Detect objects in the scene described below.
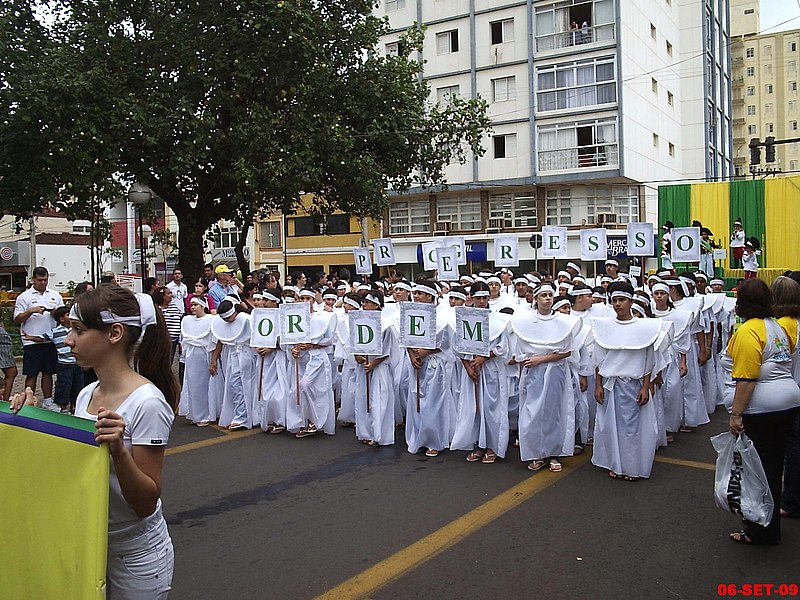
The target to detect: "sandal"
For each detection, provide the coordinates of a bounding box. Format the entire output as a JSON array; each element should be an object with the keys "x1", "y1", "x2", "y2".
[
  {"x1": 528, "y1": 460, "x2": 546, "y2": 471},
  {"x1": 623, "y1": 475, "x2": 639, "y2": 482},
  {"x1": 367, "y1": 440, "x2": 379, "y2": 447},
  {"x1": 573, "y1": 445, "x2": 584, "y2": 456},
  {"x1": 549, "y1": 459, "x2": 562, "y2": 473},
  {"x1": 296, "y1": 425, "x2": 319, "y2": 438},
  {"x1": 666, "y1": 433, "x2": 675, "y2": 443},
  {"x1": 729, "y1": 530, "x2": 753, "y2": 545},
  {"x1": 228, "y1": 423, "x2": 247, "y2": 431},
  {"x1": 586, "y1": 437, "x2": 594, "y2": 446},
  {"x1": 482, "y1": 451, "x2": 497, "y2": 464},
  {"x1": 466, "y1": 451, "x2": 484, "y2": 462},
  {"x1": 196, "y1": 421, "x2": 210, "y2": 427},
  {"x1": 270, "y1": 426, "x2": 286, "y2": 434},
  {"x1": 678, "y1": 426, "x2": 694, "y2": 433},
  {"x1": 608, "y1": 471, "x2": 622, "y2": 479},
  {"x1": 425, "y1": 448, "x2": 440, "y2": 457}
]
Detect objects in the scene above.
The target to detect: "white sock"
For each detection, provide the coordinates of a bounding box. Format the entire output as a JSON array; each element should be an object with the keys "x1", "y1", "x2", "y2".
[{"x1": 43, "y1": 397, "x2": 53, "y2": 405}]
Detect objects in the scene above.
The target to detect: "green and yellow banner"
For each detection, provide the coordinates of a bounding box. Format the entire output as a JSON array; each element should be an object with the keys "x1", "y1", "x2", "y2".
[
  {"x1": 658, "y1": 175, "x2": 800, "y2": 271},
  {"x1": 0, "y1": 402, "x2": 109, "y2": 600}
]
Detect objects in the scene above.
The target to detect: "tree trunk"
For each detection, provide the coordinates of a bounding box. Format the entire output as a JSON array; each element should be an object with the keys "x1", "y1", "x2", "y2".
[{"x1": 174, "y1": 209, "x2": 213, "y2": 287}]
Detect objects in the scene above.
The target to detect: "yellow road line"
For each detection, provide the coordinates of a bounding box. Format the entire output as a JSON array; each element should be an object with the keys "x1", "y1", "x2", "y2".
[
  {"x1": 655, "y1": 455, "x2": 715, "y2": 471},
  {"x1": 315, "y1": 452, "x2": 591, "y2": 600},
  {"x1": 165, "y1": 429, "x2": 261, "y2": 456}
]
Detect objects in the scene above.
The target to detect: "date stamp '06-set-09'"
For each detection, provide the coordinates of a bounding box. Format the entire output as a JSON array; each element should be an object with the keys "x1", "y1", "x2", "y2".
[{"x1": 718, "y1": 584, "x2": 800, "y2": 597}]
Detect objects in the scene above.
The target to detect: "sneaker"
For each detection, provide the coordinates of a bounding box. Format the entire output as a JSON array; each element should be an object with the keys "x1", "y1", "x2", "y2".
[{"x1": 41, "y1": 399, "x2": 61, "y2": 412}]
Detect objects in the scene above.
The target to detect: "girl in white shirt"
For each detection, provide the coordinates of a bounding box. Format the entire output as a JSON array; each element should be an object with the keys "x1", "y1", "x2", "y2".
[{"x1": 13, "y1": 285, "x2": 179, "y2": 599}]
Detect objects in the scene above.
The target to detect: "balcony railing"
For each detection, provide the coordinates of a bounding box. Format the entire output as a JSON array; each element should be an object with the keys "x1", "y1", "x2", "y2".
[
  {"x1": 535, "y1": 23, "x2": 615, "y2": 53},
  {"x1": 538, "y1": 143, "x2": 619, "y2": 172}
]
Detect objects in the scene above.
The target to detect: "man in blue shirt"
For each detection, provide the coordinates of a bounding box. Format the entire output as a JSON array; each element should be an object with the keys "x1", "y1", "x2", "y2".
[{"x1": 208, "y1": 265, "x2": 243, "y2": 306}]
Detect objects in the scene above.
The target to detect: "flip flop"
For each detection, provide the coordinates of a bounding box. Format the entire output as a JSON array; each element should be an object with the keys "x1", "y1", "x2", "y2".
[
  {"x1": 482, "y1": 451, "x2": 497, "y2": 464},
  {"x1": 729, "y1": 531, "x2": 753, "y2": 545},
  {"x1": 425, "y1": 448, "x2": 440, "y2": 457},
  {"x1": 528, "y1": 460, "x2": 546, "y2": 471},
  {"x1": 466, "y1": 451, "x2": 484, "y2": 462},
  {"x1": 549, "y1": 460, "x2": 562, "y2": 473}
]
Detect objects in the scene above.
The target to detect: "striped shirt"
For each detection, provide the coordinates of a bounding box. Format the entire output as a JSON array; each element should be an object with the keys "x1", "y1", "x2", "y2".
[
  {"x1": 43, "y1": 325, "x2": 76, "y2": 364},
  {"x1": 160, "y1": 304, "x2": 183, "y2": 341}
]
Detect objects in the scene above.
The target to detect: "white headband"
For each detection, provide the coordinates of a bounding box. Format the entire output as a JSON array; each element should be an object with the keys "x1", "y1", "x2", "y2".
[
  {"x1": 364, "y1": 293, "x2": 382, "y2": 306},
  {"x1": 487, "y1": 276, "x2": 501, "y2": 284},
  {"x1": 252, "y1": 293, "x2": 264, "y2": 300},
  {"x1": 513, "y1": 277, "x2": 529, "y2": 285},
  {"x1": 415, "y1": 284, "x2": 438, "y2": 297},
  {"x1": 471, "y1": 290, "x2": 490, "y2": 298},
  {"x1": 190, "y1": 296, "x2": 209, "y2": 308},
  {"x1": 651, "y1": 283, "x2": 670, "y2": 294},
  {"x1": 605, "y1": 260, "x2": 619, "y2": 267},
  {"x1": 570, "y1": 287, "x2": 592, "y2": 296},
  {"x1": 631, "y1": 303, "x2": 647, "y2": 317},
  {"x1": 553, "y1": 298, "x2": 571, "y2": 311},
  {"x1": 322, "y1": 290, "x2": 338, "y2": 299},
  {"x1": 534, "y1": 283, "x2": 556, "y2": 297},
  {"x1": 299, "y1": 289, "x2": 316, "y2": 299},
  {"x1": 567, "y1": 262, "x2": 581, "y2": 272},
  {"x1": 610, "y1": 291, "x2": 633, "y2": 300},
  {"x1": 70, "y1": 292, "x2": 158, "y2": 341},
  {"x1": 710, "y1": 279, "x2": 724, "y2": 286},
  {"x1": 557, "y1": 271, "x2": 572, "y2": 280},
  {"x1": 449, "y1": 291, "x2": 466, "y2": 301},
  {"x1": 218, "y1": 306, "x2": 236, "y2": 319},
  {"x1": 592, "y1": 291, "x2": 606, "y2": 299},
  {"x1": 459, "y1": 276, "x2": 474, "y2": 284},
  {"x1": 262, "y1": 291, "x2": 281, "y2": 303},
  {"x1": 343, "y1": 297, "x2": 361, "y2": 309},
  {"x1": 394, "y1": 281, "x2": 412, "y2": 293}
]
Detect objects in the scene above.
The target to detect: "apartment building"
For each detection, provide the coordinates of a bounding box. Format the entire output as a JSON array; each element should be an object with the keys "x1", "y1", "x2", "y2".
[
  {"x1": 377, "y1": 0, "x2": 732, "y2": 275},
  {"x1": 731, "y1": 0, "x2": 800, "y2": 176}
]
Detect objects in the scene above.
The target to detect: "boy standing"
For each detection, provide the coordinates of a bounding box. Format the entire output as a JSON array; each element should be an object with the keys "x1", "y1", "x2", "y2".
[{"x1": 40, "y1": 307, "x2": 83, "y2": 413}]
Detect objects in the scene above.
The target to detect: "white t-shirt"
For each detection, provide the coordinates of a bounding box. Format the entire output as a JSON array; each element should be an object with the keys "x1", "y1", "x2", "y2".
[
  {"x1": 13, "y1": 287, "x2": 64, "y2": 345},
  {"x1": 75, "y1": 381, "x2": 174, "y2": 532},
  {"x1": 166, "y1": 280, "x2": 188, "y2": 313}
]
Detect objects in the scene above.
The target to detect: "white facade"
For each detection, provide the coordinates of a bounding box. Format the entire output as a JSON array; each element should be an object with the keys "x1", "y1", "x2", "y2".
[{"x1": 376, "y1": 0, "x2": 732, "y2": 273}]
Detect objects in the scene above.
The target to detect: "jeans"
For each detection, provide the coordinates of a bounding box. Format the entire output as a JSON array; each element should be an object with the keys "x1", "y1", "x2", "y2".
[
  {"x1": 54, "y1": 362, "x2": 84, "y2": 407},
  {"x1": 782, "y1": 412, "x2": 800, "y2": 515}
]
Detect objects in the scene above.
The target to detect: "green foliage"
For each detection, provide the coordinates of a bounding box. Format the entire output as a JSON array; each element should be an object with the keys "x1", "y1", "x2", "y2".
[{"x1": 0, "y1": 0, "x2": 491, "y2": 273}]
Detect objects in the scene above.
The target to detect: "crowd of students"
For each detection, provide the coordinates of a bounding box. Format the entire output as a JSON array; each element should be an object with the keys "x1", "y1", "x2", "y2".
[{"x1": 175, "y1": 259, "x2": 754, "y2": 484}]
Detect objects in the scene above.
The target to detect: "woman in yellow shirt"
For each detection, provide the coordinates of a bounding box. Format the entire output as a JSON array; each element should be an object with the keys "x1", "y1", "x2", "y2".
[{"x1": 724, "y1": 279, "x2": 800, "y2": 545}]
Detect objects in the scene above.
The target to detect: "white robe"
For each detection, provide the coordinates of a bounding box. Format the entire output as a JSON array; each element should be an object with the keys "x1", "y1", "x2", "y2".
[
  {"x1": 450, "y1": 313, "x2": 511, "y2": 457},
  {"x1": 256, "y1": 340, "x2": 289, "y2": 431},
  {"x1": 589, "y1": 317, "x2": 661, "y2": 478},
  {"x1": 211, "y1": 313, "x2": 253, "y2": 428},
  {"x1": 405, "y1": 322, "x2": 453, "y2": 454},
  {"x1": 354, "y1": 323, "x2": 397, "y2": 446},
  {"x1": 335, "y1": 313, "x2": 358, "y2": 425},
  {"x1": 179, "y1": 314, "x2": 216, "y2": 424},
  {"x1": 513, "y1": 311, "x2": 580, "y2": 462}
]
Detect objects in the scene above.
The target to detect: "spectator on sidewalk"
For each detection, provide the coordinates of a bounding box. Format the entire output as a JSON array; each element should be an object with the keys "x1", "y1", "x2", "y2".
[
  {"x1": 208, "y1": 265, "x2": 243, "y2": 307},
  {"x1": 13, "y1": 266, "x2": 63, "y2": 410},
  {"x1": 166, "y1": 268, "x2": 189, "y2": 315},
  {"x1": 37, "y1": 306, "x2": 83, "y2": 413},
  {"x1": 0, "y1": 319, "x2": 17, "y2": 402}
]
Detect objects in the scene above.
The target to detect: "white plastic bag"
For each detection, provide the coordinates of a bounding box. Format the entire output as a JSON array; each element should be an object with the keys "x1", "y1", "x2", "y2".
[{"x1": 710, "y1": 432, "x2": 774, "y2": 527}]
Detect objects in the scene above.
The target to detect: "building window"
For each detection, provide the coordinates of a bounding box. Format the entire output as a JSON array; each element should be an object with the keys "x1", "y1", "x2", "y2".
[
  {"x1": 791, "y1": 160, "x2": 798, "y2": 171},
  {"x1": 791, "y1": 81, "x2": 798, "y2": 92},
  {"x1": 436, "y1": 29, "x2": 459, "y2": 54},
  {"x1": 326, "y1": 214, "x2": 351, "y2": 235},
  {"x1": 215, "y1": 226, "x2": 242, "y2": 248},
  {"x1": 765, "y1": 84, "x2": 773, "y2": 94},
  {"x1": 650, "y1": 23, "x2": 657, "y2": 39},
  {"x1": 666, "y1": 40, "x2": 673, "y2": 56},
  {"x1": 385, "y1": 0, "x2": 405, "y2": 11},
  {"x1": 436, "y1": 196, "x2": 481, "y2": 231},
  {"x1": 765, "y1": 103, "x2": 773, "y2": 114},
  {"x1": 791, "y1": 42, "x2": 797, "y2": 52},
  {"x1": 534, "y1": 0, "x2": 616, "y2": 51},
  {"x1": 292, "y1": 216, "x2": 324, "y2": 236},
  {"x1": 667, "y1": 90, "x2": 674, "y2": 105},
  {"x1": 389, "y1": 201, "x2": 429, "y2": 235},
  {"x1": 792, "y1": 120, "x2": 798, "y2": 131},
  {"x1": 545, "y1": 189, "x2": 572, "y2": 225},
  {"x1": 538, "y1": 118, "x2": 618, "y2": 172},
  {"x1": 764, "y1": 64, "x2": 773, "y2": 77},
  {"x1": 489, "y1": 193, "x2": 538, "y2": 228},
  {"x1": 746, "y1": 86, "x2": 755, "y2": 96},
  {"x1": 492, "y1": 76, "x2": 516, "y2": 102},
  {"x1": 791, "y1": 100, "x2": 798, "y2": 112},
  {"x1": 651, "y1": 77, "x2": 658, "y2": 93},
  {"x1": 258, "y1": 221, "x2": 282, "y2": 248},
  {"x1": 748, "y1": 124, "x2": 757, "y2": 135},
  {"x1": 747, "y1": 66, "x2": 755, "y2": 77},
  {"x1": 493, "y1": 134, "x2": 517, "y2": 159},
  {"x1": 652, "y1": 133, "x2": 659, "y2": 147},
  {"x1": 668, "y1": 142, "x2": 675, "y2": 157},
  {"x1": 536, "y1": 56, "x2": 616, "y2": 112},
  {"x1": 747, "y1": 105, "x2": 756, "y2": 115},
  {"x1": 767, "y1": 123, "x2": 774, "y2": 133},
  {"x1": 490, "y1": 18, "x2": 514, "y2": 45},
  {"x1": 791, "y1": 61, "x2": 798, "y2": 74},
  {"x1": 744, "y1": 8, "x2": 754, "y2": 14},
  {"x1": 385, "y1": 41, "x2": 400, "y2": 57},
  {"x1": 764, "y1": 44, "x2": 772, "y2": 56},
  {"x1": 746, "y1": 47, "x2": 755, "y2": 58},
  {"x1": 436, "y1": 85, "x2": 460, "y2": 103},
  {"x1": 545, "y1": 185, "x2": 639, "y2": 226}
]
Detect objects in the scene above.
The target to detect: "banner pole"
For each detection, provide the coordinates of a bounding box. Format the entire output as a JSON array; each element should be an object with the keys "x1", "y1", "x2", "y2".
[
  {"x1": 295, "y1": 354, "x2": 300, "y2": 406},
  {"x1": 365, "y1": 365, "x2": 371, "y2": 414}
]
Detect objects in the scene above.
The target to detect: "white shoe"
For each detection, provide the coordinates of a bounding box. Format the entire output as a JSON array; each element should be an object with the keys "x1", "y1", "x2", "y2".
[{"x1": 41, "y1": 399, "x2": 61, "y2": 412}]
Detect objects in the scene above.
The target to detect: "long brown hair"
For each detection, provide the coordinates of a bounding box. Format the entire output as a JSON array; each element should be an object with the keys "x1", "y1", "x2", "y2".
[{"x1": 72, "y1": 284, "x2": 179, "y2": 409}]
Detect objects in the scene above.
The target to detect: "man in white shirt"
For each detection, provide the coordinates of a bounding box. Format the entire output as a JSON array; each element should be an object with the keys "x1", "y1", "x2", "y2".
[
  {"x1": 166, "y1": 268, "x2": 188, "y2": 315},
  {"x1": 13, "y1": 266, "x2": 64, "y2": 410}
]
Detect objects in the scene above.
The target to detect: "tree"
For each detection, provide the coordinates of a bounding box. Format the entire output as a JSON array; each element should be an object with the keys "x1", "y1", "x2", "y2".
[{"x1": 0, "y1": 1, "x2": 491, "y2": 278}]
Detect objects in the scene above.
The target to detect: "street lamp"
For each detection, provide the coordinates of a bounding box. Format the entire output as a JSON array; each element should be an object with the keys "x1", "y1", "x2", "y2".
[{"x1": 128, "y1": 183, "x2": 153, "y2": 281}]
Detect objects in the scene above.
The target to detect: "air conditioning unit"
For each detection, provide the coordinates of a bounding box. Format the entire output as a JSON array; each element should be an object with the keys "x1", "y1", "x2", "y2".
[
  {"x1": 433, "y1": 221, "x2": 451, "y2": 235},
  {"x1": 488, "y1": 218, "x2": 504, "y2": 229},
  {"x1": 597, "y1": 213, "x2": 617, "y2": 225}
]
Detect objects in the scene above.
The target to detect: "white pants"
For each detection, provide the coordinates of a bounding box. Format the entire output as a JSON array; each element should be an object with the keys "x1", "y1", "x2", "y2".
[{"x1": 106, "y1": 508, "x2": 174, "y2": 600}]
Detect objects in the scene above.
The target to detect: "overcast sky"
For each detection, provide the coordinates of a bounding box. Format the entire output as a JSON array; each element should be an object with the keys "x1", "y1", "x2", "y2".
[{"x1": 761, "y1": 0, "x2": 800, "y2": 33}]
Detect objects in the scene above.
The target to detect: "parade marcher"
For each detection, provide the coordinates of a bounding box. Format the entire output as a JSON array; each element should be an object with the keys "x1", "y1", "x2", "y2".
[
  {"x1": 513, "y1": 282, "x2": 580, "y2": 472},
  {"x1": 590, "y1": 281, "x2": 663, "y2": 481},
  {"x1": 256, "y1": 290, "x2": 290, "y2": 435},
  {"x1": 290, "y1": 289, "x2": 337, "y2": 438},
  {"x1": 569, "y1": 283, "x2": 600, "y2": 449},
  {"x1": 405, "y1": 280, "x2": 453, "y2": 457},
  {"x1": 178, "y1": 296, "x2": 217, "y2": 426},
  {"x1": 335, "y1": 293, "x2": 362, "y2": 428},
  {"x1": 12, "y1": 285, "x2": 179, "y2": 599},
  {"x1": 353, "y1": 290, "x2": 396, "y2": 447},
  {"x1": 210, "y1": 299, "x2": 253, "y2": 430},
  {"x1": 450, "y1": 282, "x2": 511, "y2": 463}
]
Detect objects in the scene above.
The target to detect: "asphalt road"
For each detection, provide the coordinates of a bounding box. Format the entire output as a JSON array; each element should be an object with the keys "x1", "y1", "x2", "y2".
[{"x1": 161, "y1": 407, "x2": 800, "y2": 600}]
